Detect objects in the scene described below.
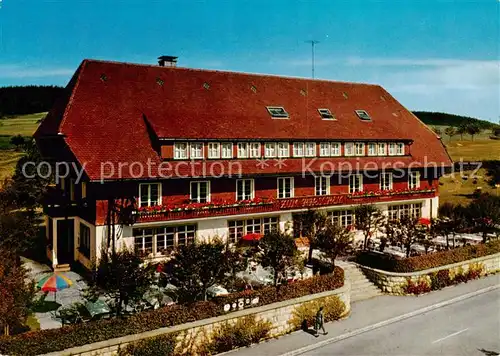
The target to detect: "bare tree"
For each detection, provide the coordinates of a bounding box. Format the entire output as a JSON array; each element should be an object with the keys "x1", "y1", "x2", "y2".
[{"x1": 354, "y1": 204, "x2": 386, "y2": 250}]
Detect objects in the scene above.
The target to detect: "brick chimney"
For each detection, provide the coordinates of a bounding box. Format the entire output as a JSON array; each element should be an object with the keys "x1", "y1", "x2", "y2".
[{"x1": 158, "y1": 56, "x2": 178, "y2": 67}]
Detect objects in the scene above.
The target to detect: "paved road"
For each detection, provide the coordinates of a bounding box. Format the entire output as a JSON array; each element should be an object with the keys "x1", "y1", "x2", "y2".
[{"x1": 306, "y1": 288, "x2": 500, "y2": 356}]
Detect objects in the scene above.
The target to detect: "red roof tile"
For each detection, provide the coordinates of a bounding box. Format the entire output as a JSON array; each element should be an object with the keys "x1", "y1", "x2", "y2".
[{"x1": 35, "y1": 59, "x2": 452, "y2": 181}]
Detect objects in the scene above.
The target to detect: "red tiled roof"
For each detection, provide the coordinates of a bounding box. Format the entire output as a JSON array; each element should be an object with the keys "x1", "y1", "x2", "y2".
[{"x1": 35, "y1": 59, "x2": 452, "y2": 180}]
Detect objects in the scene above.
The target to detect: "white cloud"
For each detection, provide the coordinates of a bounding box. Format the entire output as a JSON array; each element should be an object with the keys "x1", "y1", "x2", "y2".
[{"x1": 0, "y1": 65, "x2": 74, "y2": 78}]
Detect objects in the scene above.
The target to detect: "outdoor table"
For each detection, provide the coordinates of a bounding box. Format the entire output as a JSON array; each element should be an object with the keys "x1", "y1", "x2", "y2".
[{"x1": 85, "y1": 300, "x2": 111, "y2": 319}]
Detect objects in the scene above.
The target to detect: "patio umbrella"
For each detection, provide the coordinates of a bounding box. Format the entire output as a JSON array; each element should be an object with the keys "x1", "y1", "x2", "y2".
[
  {"x1": 37, "y1": 273, "x2": 73, "y2": 301},
  {"x1": 241, "y1": 233, "x2": 263, "y2": 242},
  {"x1": 418, "y1": 218, "x2": 432, "y2": 226}
]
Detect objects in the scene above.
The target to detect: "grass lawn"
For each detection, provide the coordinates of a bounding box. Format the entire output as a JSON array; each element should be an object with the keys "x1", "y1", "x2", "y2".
[
  {"x1": 445, "y1": 139, "x2": 500, "y2": 162},
  {"x1": 0, "y1": 112, "x2": 45, "y2": 136},
  {"x1": 0, "y1": 151, "x2": 24, "y2": 181},
  {"x1": 26, "y1": 314, "x2": 40, "y2": 331}
]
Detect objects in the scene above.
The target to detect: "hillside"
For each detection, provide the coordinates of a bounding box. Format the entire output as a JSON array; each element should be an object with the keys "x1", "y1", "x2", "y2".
[
  {"x1": 413, "y1": 111, "x2": 497, "y2": 130},
  {"x1": 0, "y1": 85, "x2": 64, "y2": 116}
]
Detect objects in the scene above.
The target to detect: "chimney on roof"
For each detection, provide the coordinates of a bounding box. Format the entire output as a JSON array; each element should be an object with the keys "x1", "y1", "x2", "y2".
[{"x1": 158, "y1": 55, "x2": 178, "y2": 67}]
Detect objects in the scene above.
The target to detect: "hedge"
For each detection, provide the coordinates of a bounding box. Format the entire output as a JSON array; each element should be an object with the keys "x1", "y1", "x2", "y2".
[
  {"x1": 0, "y1": 268, "x2": 344, "y2": 356},
  {"x1": 356, "y1": 240, "x2": 500, "y2": 273}
]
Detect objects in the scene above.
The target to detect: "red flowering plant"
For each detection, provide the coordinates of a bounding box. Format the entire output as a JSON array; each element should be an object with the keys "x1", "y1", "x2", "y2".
[{"x1": 348, "y1": 187, "x2": 435, "y2": 199}]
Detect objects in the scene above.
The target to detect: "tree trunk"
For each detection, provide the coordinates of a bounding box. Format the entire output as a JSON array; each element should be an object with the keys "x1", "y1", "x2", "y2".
[
  {"x1": 482, "y1": 231, "x2": 487, "y2": 243},
  {"x1": 308, "y1": 245, "x2": 314, "y2": 264}
]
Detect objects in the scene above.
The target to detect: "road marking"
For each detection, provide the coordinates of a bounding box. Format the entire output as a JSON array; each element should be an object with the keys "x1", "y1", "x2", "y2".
[{"x1": 432, "y1": 328, "x2": 469, "y2": 344}]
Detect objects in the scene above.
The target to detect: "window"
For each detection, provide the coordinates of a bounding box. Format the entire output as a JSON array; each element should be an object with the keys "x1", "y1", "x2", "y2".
[
  {"x1": 228, "y1": 217, "x2": 279, "y2": 243},
  {"x1": 293, "y1": 142, "x2": 304, "y2": 157},
  {"x1": 237, "y1": 142, "x2": 248, "y2": 158},
  {"x1": 221, "y1": 142, "x2": 233, "y2": 158},
  {"x1": 378, "y1": 143, "x2": 387, "y2": 156},
  {"x1": 396, "y1": 142, "x2": 405, "y2": 156},
  {"x1": 79, "y1": 223, "x2": 91, "y2": 258},
  {"x1": 174, "y1": 142, "x2": 188, "y2": 159},
  {"x1": 305, "y1": 142, "x2": 316, "y2": 157},
  {"x1": 388, "y1": 143, "x2": 397, "y2": 156},
  {"x1": 81, "y1": 182, "x2": 87, "y2": 199},
  {"x1": 331, "y1": 142, "x2": 341, "y2": 156},
  {"x1": 249, "y1": 142, "x2": 261, "y2": 158},
  {"x1": 318, "y1": 108, "x2": 335, "y2": 120},
  {"x1": 136, "y1": 224, "x2": 197, "y2": 256},
  {"x1": 380, "y1": 172, "x2": 393, "y2": 191},
  {"x1": 266, "y1": 106, "x2": 289, "y2": 118},
  {"x1": 228, "y1": 220, "x2": 244, "y2": 244},
  {"x1": 349, "y1": 174, "x2": 363, "y2": 193},
  {"x1": 208, "y1": 142, "x2": 220, "y2": 159},
  {"x1": 277, "y1": 142, "x2": 290, "y2": 157},
  {"x1": 329, "y1": 210, "x2": 355, "y2": 228},
  {"x1": 354, "y1": 142, "x2": 365, "y2": 156},
  {"x1": 190, "y1": 142, "x2": 203, "y2": 159},
  {"x1": 368, "y1": 143, "x2": 377, "y2": 156},
  {"x1": 345, "y1": 142, "x2": 355, "y2": 156},
  {"x1": 388, "y1": 203, "x2": 422, "y2": 220},
  {"x1": 319, "y1": 142, "x2": 331, "y2": 157},
  {"x1": 315, "y1": 176, "x2": 330, "y2": 196},
  {"x1": 139, "y1": 183, "x2": 161, "y2": 207},
  {"x1": 236, "y1": 179, "x2": 254, "y2": 201},
  {"x1": 355, "y1": 110, "x2": 371, "y2": 121},
  {"x1": 408, "y1": 171, "x2": 420, "y2": 189},
  {"x1": 190, "y1": 181, "x2": 210, "y2": 202},
  {"x1": 134, "y1": 228, "x2": 154, "y2": 255},
  {"x1": 265, "y1": 142, "x2": 277, "y2": 158},
  {"x1": 277, "y1": 177, "x2": 294, "y2": 198}
]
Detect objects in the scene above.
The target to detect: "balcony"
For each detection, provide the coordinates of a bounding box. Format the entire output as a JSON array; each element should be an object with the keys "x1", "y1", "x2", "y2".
[{"x1": 136, "y1": 188, "x2": 436, "y2": 223}]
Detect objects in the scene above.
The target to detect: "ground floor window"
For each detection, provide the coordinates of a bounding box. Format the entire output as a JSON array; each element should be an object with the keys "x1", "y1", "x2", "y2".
[
  {"x1": 79, "y1": 223, "x2": 91, "y2": 258},
  {"x1": 388, "y1": 203, "x2": 422, "y2": 220},
  {"x1": 329, "y1": 209, "x2": 355, "y2": 228},
  {"x1": 133, "y1": 224, "x2": 196, "y2": 256},
  {"x1": 228, "y1": 216, "x2": 279, "y2": 243}
]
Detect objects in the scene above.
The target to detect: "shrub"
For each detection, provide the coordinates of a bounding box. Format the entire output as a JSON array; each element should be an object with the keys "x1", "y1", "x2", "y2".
[
  {"x1": 0, "y1": 268, "x2": 344, "y2": 356},
  {"x1": 201, "y1": 316, "x2": 272, "y2": 355},
  {"x1": 288, "y1": 295, "x2": 345, "y2": 331},
  {"x1": 356, "y1": 240, "x2": 500, "y2": 272},
  {"x1": 430, "y1": 269, "x2": 452, "y2": 290},
  {"x1": 118, "y1": 333, "x2": 177, "y2": 356},
  {"x1": 403, "y1": 278, "x2": 431, "y2": 295}
]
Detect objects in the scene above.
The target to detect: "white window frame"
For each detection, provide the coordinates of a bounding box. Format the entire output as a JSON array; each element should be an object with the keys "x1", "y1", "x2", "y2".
[
  {"x1": 396, "y1": 142, "x2": 405, "y2": 156},
  {"x1": 305, "y1": 142, "x2": 316, "y2": 157},
  {"x1": 208, "y1": 142, "x2": 220, "y2": 159},
  {"x1": 319, "y1": 142, "x2": 331, "y2": 157},
  {"x1": 266, "y1": 106, "x2": 289, "y2": 119},
  {"x1": 345, "y1": 142, "x2": 355, "y2": 157},
  {"x1": 355, "y1": 110, "x2": 371, "y2": 121},
  {"x1": 265, "y1": 142, "x2": 277, "y2": 158},
  {"x1": 348, "y1": 174, "x2": 363, "y2": 193},
  {"x1": 408, "y1": 171, "x2": 421, "y2": 189},
  {"x1": 221, "y1": 142, "x2": 233, "y2": 159},
  {"x1": 277, "y1": 177, "x2": 294, "y2": 198},
  {"x1": 380, "y1": 172, "x2": 393, "y2": 191},
  {"x1": 237, "y1": 142, "x2": 249, "y2": 158},
  {"x1": 315, "y1": 176, "x2": 330, "y2": 196},
  {"x1": 378, "y1": 142, "x2": 387, "y2": 156},
  {"x1": 190, "y1": 142, "x2": 204, "y2": 159},
  {"x1": 388, "y1": 143, "x2": 397, "y2": 156},
  {"x1": 190, "y1": 181, "x2": 211, "y2": 203},
  {"x1": 354, "y1": 142, "x2": 365, "y2": 156},
  {"x1": 329, "y1": 210, "x2": 355, "y2": 228},
  {"x1": 277, "y1": 142, "x2": 290, "y2": 158},
  {"x1": 318, "y1": 108, "x2": 335, "y2": 120},
  {"x1": 174, "y1": 142, "x2": 189, "y2": 159},
  {"x1": 293, "y1": 142, "x2": 304, "y2": 157},
  {"x1": 330, "y1": 142, "x2": 341, "y2": 156},
  {"x1": 139, "y1": 183, "x2": 162, "y2": 207},
  {"x1": 249, "y1": 142, "x2": 261, "y2": 158},
  {"x1": 236, "y1": 179, "x2": 255, "y2": 201},
  {"x1": 368, "y1": 143, "x2": 377, "y2": 156}
]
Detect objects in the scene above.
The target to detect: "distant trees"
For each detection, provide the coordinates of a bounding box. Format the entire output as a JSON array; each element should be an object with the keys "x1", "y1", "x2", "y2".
[
  {"x1": 457, "y1": 124, "x2": 468, "y2": 141},
  {"x1": 9, "y1": 135, "x2": 25, "y2": 151},
  {"x1": 0, "y1": 85, "x2": 64, "y2": 115},
  {"x1": 466, "y1": 123, "x2": 481, "y2": 141},
  {"x1": 432, "y1": 126, "x2": 442, "y2": 136},
  {"x1": 444, "y1": 127, "x2": 456, "y2": 141}
]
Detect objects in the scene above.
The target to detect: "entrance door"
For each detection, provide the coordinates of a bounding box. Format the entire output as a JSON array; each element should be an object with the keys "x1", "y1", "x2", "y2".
[{"x1": 57, "y1": 219, "x2": 75, "y2": 265}]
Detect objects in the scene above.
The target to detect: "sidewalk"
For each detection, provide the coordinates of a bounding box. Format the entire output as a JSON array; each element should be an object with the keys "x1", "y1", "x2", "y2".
[{"x1": 230, "y1": 274, "x2": 500, "y2": 356}]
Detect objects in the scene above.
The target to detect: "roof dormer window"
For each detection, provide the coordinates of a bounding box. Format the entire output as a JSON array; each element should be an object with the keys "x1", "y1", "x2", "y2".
[
  {"x1": 266, "y1": 106, "x2": 289, "y2": 119},
  {"x1": 355, "y1": 110, "x2": 371, "y2": 121},
  {"x1": 318, "y1": 108, "x2": 335, "y2": 120}
]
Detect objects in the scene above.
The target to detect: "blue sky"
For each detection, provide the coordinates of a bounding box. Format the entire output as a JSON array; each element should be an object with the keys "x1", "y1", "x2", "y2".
[{"x1": 1, "y1": 0, "x2": 498, "y2": 122}]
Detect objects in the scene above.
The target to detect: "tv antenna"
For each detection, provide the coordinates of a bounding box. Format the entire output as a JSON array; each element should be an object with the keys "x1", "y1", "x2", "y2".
[{"x1": 305, "y1": 40, "x2": 320, "y2": 78}]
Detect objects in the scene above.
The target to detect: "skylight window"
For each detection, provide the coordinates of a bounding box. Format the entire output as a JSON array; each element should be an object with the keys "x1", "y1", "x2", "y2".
[
  {"x1": 250, "y1": 85, "x2": 257, "y2": 93},
  {"x1": 318, "y1": 108, "x2": 335, "y2": 120},
  {"x1": 266, "y1": 106, "x2": 289, "y2": 119},
  {"x1": 355, "y1": 110, "x2": 371, "y2": 121},
  {"x1": 156, "y1": 77, "x2": 164, "y2": 86},
  {"x1": 203, "y1": 82, "x2": 210, "y2": 90}
]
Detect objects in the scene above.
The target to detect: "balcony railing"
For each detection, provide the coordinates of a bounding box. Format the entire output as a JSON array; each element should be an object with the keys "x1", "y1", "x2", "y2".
[{"x1": 136, "y1": 188, "x2": 436, "y2": 223}]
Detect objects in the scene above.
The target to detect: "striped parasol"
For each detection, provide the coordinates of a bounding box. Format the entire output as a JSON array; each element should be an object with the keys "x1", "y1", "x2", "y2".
[{"x1": 37, "y1": 273, "x2": 73, "y2": 300}]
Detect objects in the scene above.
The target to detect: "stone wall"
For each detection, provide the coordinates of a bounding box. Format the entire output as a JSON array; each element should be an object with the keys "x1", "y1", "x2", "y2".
[
  {"x1": 41, "y1": 283, "x2": 350, "y2": 356},
  {"x1": 359, "y1": 252, "x2": 500, "y2": 295}
]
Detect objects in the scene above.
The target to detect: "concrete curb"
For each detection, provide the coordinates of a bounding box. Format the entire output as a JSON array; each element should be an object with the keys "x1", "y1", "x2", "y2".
[{"x1": 279, "y1": 283, "x2": 500, "y2": 356}]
